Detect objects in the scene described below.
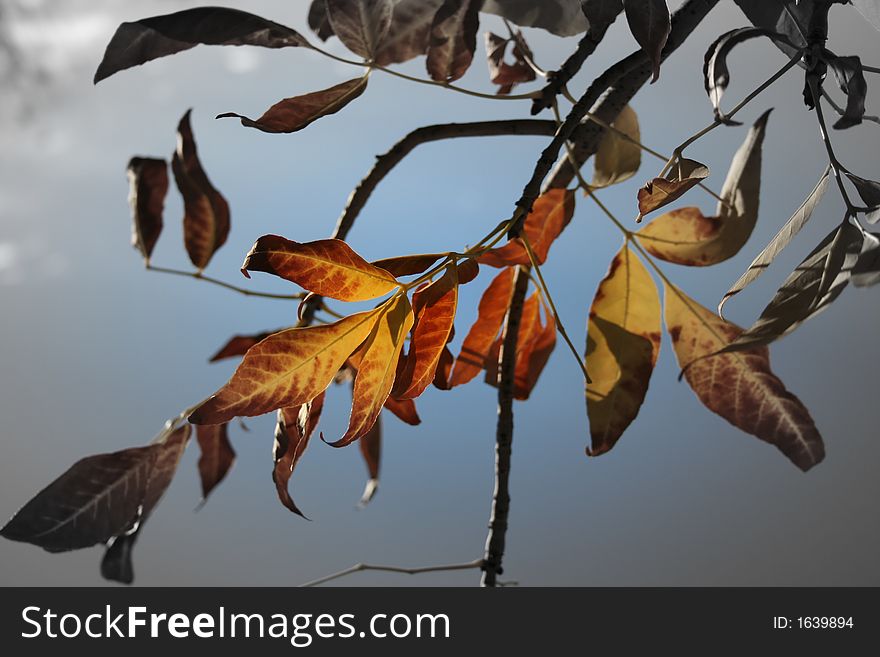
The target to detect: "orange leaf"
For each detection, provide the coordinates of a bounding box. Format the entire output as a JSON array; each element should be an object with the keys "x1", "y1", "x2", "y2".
[
  {"x1": 217, "y1": 76, "x2": 369, "y2": 134},
  {"x1": 637, "y1": 157, "x2": 709, "y2": 220},
  {"x1": 172, "y1": 110, "x2": 230, "y2": 270},
  {"x1": 189, "y1": 307, "x2": 382, "y2": 425},
  {"x1": 433, "y1": 345, "x2": 455, "y2": 390},
  {"x1": 272, "y1": 392, "x2": 325, "y2": 518},
  {"x1": 393, "y1": 265, "x2": 458, "y2": 400},
  {"x1": 371, "y1": 253, "x2": 444, "y2": 278},
  {"x1": 127, "y1": 157, "x2": 168, "y2": 264},
  {"x1": 242, "y1": 236, "x2": 399, "y2": 302},
  {"x1": 326, "y1": 295, "x2": 414, "y2": 447},
  {"x1": 520, "y1": 300, "x2": 557, "y2": 398},
  {"x1": 586, "y1": 246, "x2": 661, "y2": 456},
  {"x1": 664, "y1": 285, "x2": 824, "y2": 471},
  {"x1": 383, "y1": 396, "x2": 422, "y2": 425},
  {"x1": 479, "y1": 189, "x2": 575, "y2": 267},
  {"x1": 195, "y1": 423, "x2": 235, "y2": 502},
  {"x1": 450, "y1": 266, "x2": 515, "y2": 386}
]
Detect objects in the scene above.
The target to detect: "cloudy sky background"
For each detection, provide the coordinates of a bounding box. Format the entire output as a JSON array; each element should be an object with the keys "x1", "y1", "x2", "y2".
[{"x1": 1, "y1": 0, "x2": 879, "y2": 586}]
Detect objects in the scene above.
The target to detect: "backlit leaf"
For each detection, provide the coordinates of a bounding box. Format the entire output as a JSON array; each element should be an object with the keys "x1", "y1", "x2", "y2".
[
  {"x1": 485, "y1": 31, "x2": 536, "y2": 95},
  {"x1": 326, "y1": 295, "x2": 414, "y2": 447},
  {"x1": 172, "y1": 110, "x2": 230, "y2": 271},
  {"x1": 622, "y1": 0, "x2": 670, "y2": 82},
  {"x1": 189, "y1": 307, "x2": 382, "y2": 425},
  {"x1": 592, "y1": 104, "x2": 641, "y2": 188},
  {"x1": 450, "y1": 266, "x2": 515, "y2": 386},
  {"x1": 358, "y1": 415, "x2": 382, "y2": 506},
  {"x1": 242, "y1": 236, "x2": 399, "y2": 302},
  {"x1": 383, "y1": 396, "x2": 422, "y2": 425},
  {"x1": 586, "y1": 246, "x2": 661, "y2": 456},
  {"x1": 195, "y1": 423, "x2": 235, "y2": 502},
  {"x1": 209, "y1": 331, "x2": 279, "y2": 362},
  {"x1": 720, "y1": 166, "x2": 831, "y2": 316},
  {"x1": 217, "y1": 76, "x2": 369, "y2": 134},
  {"x1": 636, "y1": 111, "x2": 770, "y2": 265},
  {"x1": 94, "y1": 7, "x2": 309, "y2": 83},
  {"x1": 393, "y1": 266, "x2": 459, "y2": 400},
  {"x1": 126, "y1": 157, "x2": 168, "y2": 265},
  {"x1": 326, "y1": 0, "x2": 394, "y2": 59},
  {"x1": 479, "y1": 189, "x2": 576, "y2": 267},
  {"x1": 426, "y1": 0, "x2": 482, "y2": 83},
  {"x1": 433, "y1": 346, "x2": 455, "y2": 390},
  {"x1": 371, "y1": 253, "x2": 445, "y2": 278},
  {"x1": 272, "y1": 393, "x2": 325, "y2": 518},
  {"x1": 637, "y1": 157, "x2": 709, "y2": 220},
  {"x1": 723, "y1": 222, "x2": 864, "y2": 352},
  {"x1": 665, "y1": 286, "x2": 824, "y2": 471}
]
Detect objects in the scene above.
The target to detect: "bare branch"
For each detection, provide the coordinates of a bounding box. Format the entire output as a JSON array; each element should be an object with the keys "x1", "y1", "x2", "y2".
[{"x1": 300, "y1": 559, "x2": 484, "y2": 587}]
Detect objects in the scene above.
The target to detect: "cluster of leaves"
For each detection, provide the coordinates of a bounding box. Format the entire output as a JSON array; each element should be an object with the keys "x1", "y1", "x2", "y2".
[{"x1": 4, "y1": 0, "x2": 880, "y2": 585}]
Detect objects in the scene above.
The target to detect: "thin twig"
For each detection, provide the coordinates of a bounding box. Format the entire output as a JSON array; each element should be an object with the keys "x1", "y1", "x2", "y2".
[
  {"x1": 821, "y1": 88, "x2": 880, "y2": 126},
  {"x1": 809, "y1": 76, "x2": 857, "y2": 213},
  {"x1": 146, "y1": 265, "x2": 303, "y2": 300},
  {"x1": 300, "y1": 559, "x2": 484, "y2": 587}
]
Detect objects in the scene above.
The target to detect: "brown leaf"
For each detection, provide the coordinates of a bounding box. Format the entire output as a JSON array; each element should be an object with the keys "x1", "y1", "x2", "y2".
[
  {"x1": 190, "y1": 307, "x2": 382, "y2": 425},
  {"x1": 94, "y1": 7, "x2": 310, "y2": 83},
  {"x1": 485, "y1": 31, "x2": 536, "y2": 95},
  {"x1": 479, "y1": 189, "x2": 576, "y2": 267},
  {"x1": 358, "y1": 415, "x2": 382, "y2": 506},
  {"x1": 218, "y1": 76, "x2": 369, "y2": 134},
  {"x1": 209, "y1": 331, "x2": 279, "y2": 362},
  {"x1": 1, "y1": 426, "x2": 191, "y2": 554},
  {"x1": 326, "y1": 0, "x2": 394, "y2": 59},
  {"x1": 242, "y1": 236, "x2": 399, "y2": 302},
  {"x1": 393, "y1": 266, "x2": 459, "y2": 399},
  {"x1": 665, "y1": 285, "x2": 824, "y2": 471},
  {"x1": 622, "y1": 0, "x2": 670, "y2": 82},
  {"x1": 637, "y1": 157, "x2": 709, "y2": 220},
  {"x1": 371, "y1": 253, "x2": 445, "y2": 278},
  {"x1": 450, "y1": 266, "x2": 515, "y2": 386},
  {"x1": 636, "y1": 111, "x2": 770, "y2": 266},
  {"x1": 273, "y1": 393, "x2": 325, "y2": 518},
  {"x1": 375, "y1": 0, "x2": 445, "y2": 66},
  {"x1": 126, "y1": 157, "x2": 168, "y2": 264},
  {"x1": 433, "y1": 345, "x2": 455, "y2": 390},
  {"x1": 308, "y1": 0, "x2": 335, "y2": 41},
  {"x1": 383, "y1": 396, "x2": 422, "y2": 425},
  {"x1": 426, "y1": 0, "x2": 481, "y2": 83},
  {"x1": 195, "y1": 423, "x2": 235, "y2": 502},
  {"x1": 326, "y1": 295, "x2": 414, "y2": 447},
  {"x1": 172, "y1": 110, "x2": 230, "y2": 270},
  {"x1": 457, "y1": 258, "x2": 480, "y2": 285},
  {"x1": 586, "y1": 246, "x2": 661, "y2": 456}
]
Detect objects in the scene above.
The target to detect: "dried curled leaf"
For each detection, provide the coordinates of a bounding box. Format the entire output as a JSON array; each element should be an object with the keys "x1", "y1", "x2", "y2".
[
  {"x1": 637, "y1": 157, "x2": 709, "y2": 220},
  {"x1": 720, "y1": 166, "x2": 831, "y2": 316},
  {"x1": 636, "y1": 111, "x2": 770, "y2": 266},
  {"x1": 94, "y1": 7, "x2": 310, "y2": 83},
  {"x1": 1, "y1": 426, "x2": 191, "y2": 555},
  {"x1": 665, "y1": 286, "x2": 824, "y2": 471},
  {"x1": 209, "y1": 331, "x2": 279, "y2": 362},
  {"x1": 242, "y1": 236, "x2": 399, "y2": 302},
  {"x1": 195, "y1": 423, "x2": 235, "y2": 502},
  {"x1": 393, "y1": 266, "x2": 459, "y2": 400},
  {"x1": 479, "y1": 189, "x2": 576, "y2": 267},
  {"x1": 127, "y1": 157, "x2": 168, "y2": 264},
  {"x1": 586, "y1": 246, "x2": 661, "y2": 456},
  {"x1": 426, "y1": 0, "x2": 482, "y2": 83},
  {"x1": 485, "y1": 31, "x2": 536, "y2": 95},
  {"x1": 358, "y1": 415, "x2": 382, "y2": 506},
  {"x1": 326, "y1": 0, "x2": 394, "y2": 58},
  {"x1": 451, "y1": 266, "x2": 515, "y2": 386},
  {"x1": 723, "y1": 222, "x2": 864, "y2": 352},
  {"x1": 844, "y1": 171, "x2": 880, "y2": 224},
  {"x1": 592, "y1": 105, "x2": 641, "y2": 188},
  {"x1": 273, "y1": 393, "x2": 325, "y2": 518},
  {"x1": 172, "y1": 110, "x2": 230, "y2": 270},
  {"x1": 622, "y1": 0, "x2": 670, "y2": 82},
  {"x1": 827, "y1": 55, "x2": 868, "y2": 130},
  {"x1": 190, "y1": 307, "x2": 382, "y2": 425},
  {"x1": 326, "y1": 295, "x2": 414, "y2": 447},
  {"x1": 218, "y1": 76, "x2": 369, "y2": 134}
]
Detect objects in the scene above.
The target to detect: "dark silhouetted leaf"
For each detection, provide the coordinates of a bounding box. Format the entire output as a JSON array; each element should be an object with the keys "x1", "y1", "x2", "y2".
[
  {"x1": 101, "y1": 529, "x2": 140, "y2": 585},
  {"x1": 853, "y1": 231, "x2": 880, "y2": 287},
  {"x1": 94, "y1": 7, "x2": 310, "y2": 83},
  {"x1": 426, "y1": 0, "x2": 482, "y2": 83},
  {"x1": 308, "y1": 0, "x2": 335, "y2": 41},
  {"x1": 637, "y1": 157, "x2": 710, "y2": 220},
  {"x1": 844, "y1": 171, "x2": 880, "y2": 224},
  {"x1": 827, "y1": 55, "x2": 867, "y2": 130},
  {"x1": 723, "y1": 221, "x2": 864, "y2": 352},
  {"x1": 358, "y1": 415, "x2": 382, "y2": 506},
  {"x1": 665, "y1": 286, "x2": 824, "y2": 471},
  {"x1": 622, "y1": 0, "x2": 670, "y2": 82},
  {"x1": 195, "y1": 423, "x2": 235, "y2": 502},
  {"x1": 326, "y1": 0, "x2": 394, "y2": 58},
  {"x1": 209, "y1": 331, "x2": 279, "y2": 362},
  {"x1": 485, "y1": 31, "x2": 536, "y2": 95},
  {"x1": 586, "y1": 246, "x2": 661, "y2": 456},
  {"x1": 273, "y1": 393, "x2": 325, "y2": 518},
  {"x1": 482, "y1": 0, "x2": 589, "y2": 36},
  {"x1": 126, "y1": 157, "x2": 168, "y2": 265},
  {"x1": 376, "y1": 0, "x2": 445, "y2": 66},
  {"x1": 172, "y1": 110, "x2": 230, "y2": 271},
  {"x1": 242, "y1": 236, "x2": 399, "y2": 301},
  {"x1": 720, "y1": 166, "x2": 831, "y2": 316},
  {"x1": 218, "y1": 76, "x2": 369, "y2": 134},
  {"x1": 732, "y1": 0, "x2": 813, "y2": 57}
]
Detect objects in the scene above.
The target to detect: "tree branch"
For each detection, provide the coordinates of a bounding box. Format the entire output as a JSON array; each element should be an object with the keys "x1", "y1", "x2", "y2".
[{"x1": 300, "y1": 558, "x2": 484, "y2": 587}]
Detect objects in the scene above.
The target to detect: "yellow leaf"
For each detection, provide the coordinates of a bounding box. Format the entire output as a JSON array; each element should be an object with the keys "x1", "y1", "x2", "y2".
[
  {"x1": 592, "y1": 105, "x2": 642, "y2": 188},
  {"x1": 586, "y1": 246, "x2": 661, "y2": 456}
]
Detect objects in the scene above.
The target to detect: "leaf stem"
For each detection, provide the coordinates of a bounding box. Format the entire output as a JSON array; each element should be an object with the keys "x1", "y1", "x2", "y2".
[
  {"x1": 808, "y1": 76, "x2": 858, "y2": 214},
  {"x1": 300, "y1": 558, "x2": 484, "y2": 587},
  {"x1": 146, "y1": 265, "x2": 303, "y2": 301}
]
